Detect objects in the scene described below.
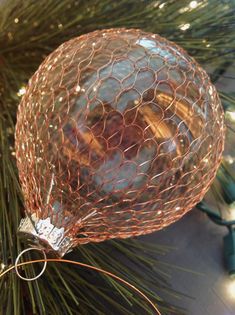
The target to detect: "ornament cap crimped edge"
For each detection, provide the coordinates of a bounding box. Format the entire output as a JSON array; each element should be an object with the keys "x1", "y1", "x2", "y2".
[{"x1": 18, "y1": 214, "x2": 73, "y2": 257}]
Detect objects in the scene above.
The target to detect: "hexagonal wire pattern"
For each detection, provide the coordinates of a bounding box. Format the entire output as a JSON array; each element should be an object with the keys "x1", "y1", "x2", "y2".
[{"x1": 15, "y1": 28, "x2": 225, "y2": 254}]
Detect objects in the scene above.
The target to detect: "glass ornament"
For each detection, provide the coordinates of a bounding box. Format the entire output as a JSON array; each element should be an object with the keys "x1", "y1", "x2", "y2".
[{"x1": 15, "y1": 28, "x2": 225, "y2": 256}]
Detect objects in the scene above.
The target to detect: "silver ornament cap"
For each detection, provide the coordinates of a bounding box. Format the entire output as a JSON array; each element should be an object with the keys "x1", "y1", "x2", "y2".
[{"x1": 18, "y1": 213, "x2": 73, "y2": 257}]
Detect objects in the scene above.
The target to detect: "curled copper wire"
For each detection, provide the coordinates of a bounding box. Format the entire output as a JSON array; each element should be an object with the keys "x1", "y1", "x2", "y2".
[{"x1": 15, "y1": 28, "x2": 225, "y2": 251}]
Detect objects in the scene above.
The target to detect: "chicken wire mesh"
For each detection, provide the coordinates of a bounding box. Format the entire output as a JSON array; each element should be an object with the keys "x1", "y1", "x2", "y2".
[{"x1": 15, "y1": 28, "x2": 225, "y2": 255}]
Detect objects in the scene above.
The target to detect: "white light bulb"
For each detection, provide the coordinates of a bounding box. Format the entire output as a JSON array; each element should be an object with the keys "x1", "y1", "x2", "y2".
[
  {"x1": 228, "y1": 203, "x2": 235, "y2": 220},
  {"x1": 227, "y1": 111, "x2": 235, "y2": 121},
  {"x1": 189, "y1": 1, "x2": 198, "y2": 9},
  {"x1": 227, "y1": 279, "x2": 235, "y2": 299},
  {"x1": 17, "y1": 86, "x2": 26, "y2": 97},
  {"x1": 179, "y1": 23, "x2": 191, "y2": 31}
]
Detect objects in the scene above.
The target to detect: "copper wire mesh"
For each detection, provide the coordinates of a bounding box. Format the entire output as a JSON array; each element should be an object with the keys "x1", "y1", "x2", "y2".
[{"x1": 15, "y1": 28, "x2": 225, "y2": 247}]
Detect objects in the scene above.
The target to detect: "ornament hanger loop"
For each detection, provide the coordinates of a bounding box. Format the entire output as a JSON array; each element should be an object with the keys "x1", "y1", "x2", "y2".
[{"x1": 15, "y1": 247, "x2": 47, "y2": 281}]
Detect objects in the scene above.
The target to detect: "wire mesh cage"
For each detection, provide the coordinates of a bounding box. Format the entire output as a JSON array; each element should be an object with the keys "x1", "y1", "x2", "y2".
[{"x1": 15, "y1": 28, "x2": 225, "y2": 256}]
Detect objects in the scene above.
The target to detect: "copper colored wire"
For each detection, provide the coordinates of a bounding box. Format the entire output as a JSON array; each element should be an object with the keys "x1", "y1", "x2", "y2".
[{"x1": 0, "y1": 257, "x2": 161, "y2": 314}]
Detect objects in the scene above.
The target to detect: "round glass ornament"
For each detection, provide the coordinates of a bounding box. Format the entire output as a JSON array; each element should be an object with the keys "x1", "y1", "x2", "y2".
[{"x1": 15, "y1": 28, "x2": 225, "y2": 256}]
